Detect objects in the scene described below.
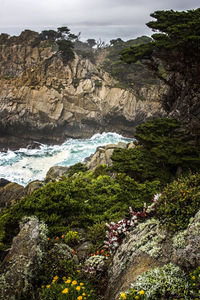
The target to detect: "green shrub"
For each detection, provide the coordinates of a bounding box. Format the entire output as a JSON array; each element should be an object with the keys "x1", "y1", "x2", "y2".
[
  {"x1": 87, "y1": 222, "x2": 106, "y2": 251},
  {"x1": 134, "y1": 118, "x2": 200, "y2": 172},
  {"x1": 64, "y1": 231, "x2": 80, "y2": 247},
  {"x1": 112, "y1": 118, "x2": 200, "y2": 185},
  {"x1": 112, "y1": 146, "x2": 172, "y2": 184},
  {"x1": 67, "y1": 163, "x2": 88, "y2": 177},
  {"x1": 156, "y1": 173, "x2": 200, "y2": 233},
  {"x1": 0, "y1": 172, "x2": 159, "y2": 251},
  {"x1": 94, "y1": 80, "x2": 102, "y2": 88}
]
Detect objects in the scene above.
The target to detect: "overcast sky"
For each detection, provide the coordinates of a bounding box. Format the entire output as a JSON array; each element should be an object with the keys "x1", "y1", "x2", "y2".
[{"x1": 0, "y1": 0, "x2": 199, "y2": 41}]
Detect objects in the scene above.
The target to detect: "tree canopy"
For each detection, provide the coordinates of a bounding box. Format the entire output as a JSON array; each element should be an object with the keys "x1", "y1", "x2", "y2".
[
  {"x1": 40, "y1": 26, "x2": 77, "y2": 63},
  {"x1": 121, "y1": 8, "x2": 200, "y2": 64}
]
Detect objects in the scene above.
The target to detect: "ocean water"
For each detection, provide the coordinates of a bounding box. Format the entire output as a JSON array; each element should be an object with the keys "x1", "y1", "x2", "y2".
[{"x1": 0, "y1": 132, "x2": 132, "y2": 186}]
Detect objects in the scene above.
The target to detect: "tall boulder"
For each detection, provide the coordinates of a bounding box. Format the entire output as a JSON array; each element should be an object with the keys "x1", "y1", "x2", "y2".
[{"x1": 0, "y1": 216, "x2": 48, "y2": 299}]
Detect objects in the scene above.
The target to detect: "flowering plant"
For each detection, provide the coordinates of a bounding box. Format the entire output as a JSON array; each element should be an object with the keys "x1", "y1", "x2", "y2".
[
  {"x1": 104, "y1": 194, "x2": 161, "y2": 253},
  {"x1": 40, "y1": 275, "x2": 96, "y2": 299}
]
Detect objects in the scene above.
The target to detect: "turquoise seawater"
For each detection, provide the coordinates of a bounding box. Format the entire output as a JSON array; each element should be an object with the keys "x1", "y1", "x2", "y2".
[{"x1": 0, "y1": 132, "x2": 132, "y2": 186}]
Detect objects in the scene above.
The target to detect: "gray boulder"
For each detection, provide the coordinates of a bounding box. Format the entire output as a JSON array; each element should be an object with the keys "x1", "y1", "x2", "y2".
[
  {"x1": 0, "y1": 182, "x2": 25, "y2": 211},
  {"x1": 45, "y1": 166, "x2": 69, "y2": 182},
  {"x1": 0, "y1": 216, "x2": 48, "y2": 300}
]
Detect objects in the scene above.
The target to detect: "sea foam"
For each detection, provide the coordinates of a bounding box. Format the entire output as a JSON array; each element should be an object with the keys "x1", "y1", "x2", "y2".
[{"x1": 0, "y1": 132, "x2": 132, "y2": 186}]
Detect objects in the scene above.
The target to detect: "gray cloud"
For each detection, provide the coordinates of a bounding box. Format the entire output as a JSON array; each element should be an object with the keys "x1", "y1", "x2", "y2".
[{"x1": 0, "y1": 0, "x2": 199, "y2": 41}]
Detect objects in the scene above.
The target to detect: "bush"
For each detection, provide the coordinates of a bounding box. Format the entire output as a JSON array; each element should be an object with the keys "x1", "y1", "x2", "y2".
[
  {"x1": 134, "y1": 118, "x2": 200, "y2": 172},
  {"x1": 112, "y1": 146, "x2": 172, "y2": 184},
  {"x1": 87, "y1": 222, "x2": 106, "y2": 251},
  {"x1": 94, "y1": 80, "x2": 102, "y2": 88},
  {"x1": 112, "y1": 118, "x2": 200, "y2": 185},
  {"x1": 64, "y1": 231, "x2": 80, "y2": 247},
  {"x1": 156, "y1": 173, "x2": 200, "y2": 233},
  {"x1": 0, "y1": 172, "x2": 159, "y2": 251},
  {"x1": 67, "y1": 163, "x2": 88, "y2": 177}
]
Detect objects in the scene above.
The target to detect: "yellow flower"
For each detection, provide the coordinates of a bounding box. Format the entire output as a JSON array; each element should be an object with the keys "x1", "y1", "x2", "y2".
[
  {"x1": 46, "y1": 285, "x2": 51, "y2": 289},
  {"x1": 82, "y1": 293, "x2": 86, "y2": 296},
  {"x1": 135, "y1": 297, "x2": 139, "y2": 300},
  {"x1": 77, "y1": 270, "x2": 81, "y2": 273},
  {"x1": 65, "y1": 279, "x2": 71, "y2": 284},
  {"x1": 53, "y1": 275, "x2": 59, "y2": 281},
  {"x1": 120, "y1": 292, "x2": 127, "y2": 299},
  {"x1": 76, "y1": 286, "x2": 81, "y2": 291},
  {"x1": 192, "y1": 276, "x2": 196, "y2": 280},
  {"x1": 72, "y1": 280, "x2": 78, "y2": 285},
  {"x1": 62, "y1": 288, "x2": 69, "y2": 294},
  {"x1": 80, "y1": 283, "x2": 84, "y2": 286},
  {"x1": 139, "y1": 290, "x2": 145, "y2": 295},
  {"x1": 77, "y1": 296, "x2": 83, "y2": 300}
]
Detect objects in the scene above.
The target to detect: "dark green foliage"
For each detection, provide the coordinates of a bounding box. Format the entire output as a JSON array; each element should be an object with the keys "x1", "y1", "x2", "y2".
[
  {"x1": 112, "y1": 146, "x2": 172, "y2": 184},
  {"x1": 38, "y1": 27, "x2": 76, "y2": 63},
  {"x1": 135, "y1": 118, "x2": 200, "y2": 171},
  {"x1": 121, "y1": 42, "x2": 153, "y2": 64},
  {"x1": 41, "y1": 30, "x2": 59, "y2": 41},
  {"x1": 0, "y1": 172, "x2": 159, "y2": 251},
  {"x1": 94, "y1": 80, "x2": 102, "y2": 88},
  {"x1": 121, "y1": 8, "x2": 200, "y2": 64},
  {"x1": 67, "y1": 163, "x2": 88, "y2": 177},
  {"x1": 102, "y1": 36, "x2": 158, "y2": 90},
  {"x1": 87, "y1": 39, "x2": 96, "y2": 48},
  {"x1": 156, "y1": 173, "x2": 200, "y2": 233},
  {"x1": 40, "y1": 252, "x2": 78, "y2": 285},
  {"x1": 57, "y1": 26, "x2": 70, "y2": 36},
  {"x1": 87, "y1": 222, "x2": 106, "y2": 251},
  {"x1": 57, "y1": 40, "x2": 74, "y2": 63},
  {"x1": 111, "y1": 118, "x2": 200, "y2": 185}
]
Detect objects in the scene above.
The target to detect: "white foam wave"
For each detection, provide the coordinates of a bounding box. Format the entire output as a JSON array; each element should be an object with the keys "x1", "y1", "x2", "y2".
[{"x1": 0, "y1": 132, "x2": 132, "y2": 186}]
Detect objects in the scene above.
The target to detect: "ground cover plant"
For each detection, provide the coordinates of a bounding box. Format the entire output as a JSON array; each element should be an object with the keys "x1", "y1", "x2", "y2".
[
  {"x1": 156, "y1": 173, "x2": 200, "y2": 233},
  {"x1": 118, "y1": 263, "x2": 189, "y2": 299},
  {"x1": 0, "y1": 171, "x2": 159, "y2": 252}
]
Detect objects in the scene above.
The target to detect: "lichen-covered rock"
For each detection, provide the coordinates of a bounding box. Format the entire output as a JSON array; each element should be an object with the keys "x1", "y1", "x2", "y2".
[
  {"x1": 0, "y1": 216, "x2": 48, "y2": 300},
  {"x1": 106, "y1": 208, "x2": 200, "y2": 299},
  {"x1": 25, "y1": 180, "x2": 44, "y2": 195},
  {"x1": 84, "y1": 255, "x2": 108, "y2": 274},
  {"x1": 49, "y1": 242, "x2": 78, "y2": 264},
  {"x1": 124, "y1": 263, "x2": 189, "y2": 299},
  {"x1": 77, "y1": 241, "x2": 93, "y2": 260},
  {"x1": 86, "y1": 142, "x2": 130, "y2": 170},
  {"x1": 45, "y1": 166, "x2": 69, "y2": 182},
  {"x1": 106, "y1": 218, "x2": 170, "y2": 300},
  {"x1": 0, "y1": 182, "x2": 25, "y2": 211},
  {"x1": 172, "y1": 210, "x2": 200, "y2": 269}
]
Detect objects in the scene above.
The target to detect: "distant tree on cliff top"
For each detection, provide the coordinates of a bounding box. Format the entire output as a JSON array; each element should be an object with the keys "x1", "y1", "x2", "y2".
[
  {"x1": 40, "y1": 27, "x2": 77, "y2": 63},
  {"x1": 87, "y1": 39, "x2": 96, "y2": 48}
]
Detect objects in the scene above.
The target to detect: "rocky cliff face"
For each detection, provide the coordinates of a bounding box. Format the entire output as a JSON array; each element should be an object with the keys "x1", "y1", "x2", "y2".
[{"x1": 0, "y1": 31, "x2": 166, "y2": 149}]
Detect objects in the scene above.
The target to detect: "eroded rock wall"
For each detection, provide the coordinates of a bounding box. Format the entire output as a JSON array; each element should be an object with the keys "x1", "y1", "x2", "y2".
[{"x1": 0, "y1": 31, "x2": 166, "y2": 149}]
